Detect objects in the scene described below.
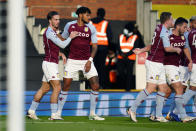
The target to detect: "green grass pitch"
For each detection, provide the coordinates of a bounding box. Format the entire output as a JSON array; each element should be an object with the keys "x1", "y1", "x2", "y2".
[{"x1": 1, "y1": 116, "x2": 196, "y2": 131}]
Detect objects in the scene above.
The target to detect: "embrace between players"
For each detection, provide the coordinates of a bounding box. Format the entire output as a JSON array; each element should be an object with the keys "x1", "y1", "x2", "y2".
[{"x1": 27, "y1": 6, "x2": 196, "y2": 122}]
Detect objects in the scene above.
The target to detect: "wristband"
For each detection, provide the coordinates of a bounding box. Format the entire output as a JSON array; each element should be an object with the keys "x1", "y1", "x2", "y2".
[{"x1": 88, "y1": 57, "x2": 93, "y2": 62}]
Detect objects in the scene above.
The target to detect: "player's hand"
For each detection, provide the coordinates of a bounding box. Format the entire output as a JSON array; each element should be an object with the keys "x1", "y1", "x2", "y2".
[
  {"x1": 188, "y1": 61, "x2": 193, "y2": 72},
  {"x1": 61, "y1": 54, "x2": 67, "y2": 65},
  {"x1": 175, "y1": 48, "x2": 182, "y2": 54},
  {"x1": 84, "y1": 61, "x2": 91, "y2": 73},
  {"x1": 59, "y1": 52, "x2": 67, "y2": 64},
  {"x1": 70, "y1": 31, "x2": 79, "y2": 39},
  {"x1": 133, "y1": 48, "x2": 142, "y2": 55}
]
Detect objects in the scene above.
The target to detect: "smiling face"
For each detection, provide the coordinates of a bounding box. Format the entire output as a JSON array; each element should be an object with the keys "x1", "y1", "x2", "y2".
[
  {"x1": 178, "y1": 22, "x2": 188, "y2": 35},
  {"x1": 166, "y1": 16, "x2": 174, "y2": 28},
  {"x1": 80, "y1": 12, "x2": 91, "y2": 24},
  {"x1": 49, "y1": 15, "x2": 60, "y2": 29},
  {"x1": 192, "y1": 19, "x2": 196, "y2": 29}
]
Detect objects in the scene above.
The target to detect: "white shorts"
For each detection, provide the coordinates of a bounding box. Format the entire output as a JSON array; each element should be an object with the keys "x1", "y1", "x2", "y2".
[
  {"x1": 165, "y1": 65, "x2": 181, "y2": 85},
  {"x1": 63, "y1": 59, "x2": 98, "y2": 79},
  {"x1": 179, "y1": 65, "x2": 190, "y2": 86},
  {"x1": 42, "y1": 61, "x2": 60, "y2": 82},
  {"x1": 145, "y1": 60, "x2": 166, "y2": 85},
  {"x1": 190, "y1": 64, "x2": 196, "y2": 87}
]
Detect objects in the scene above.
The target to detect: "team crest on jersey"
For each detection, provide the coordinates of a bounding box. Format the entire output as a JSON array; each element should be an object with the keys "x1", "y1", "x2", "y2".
[
  {"x1": 181, "y1": 36, "x2": 185, "y2": 40},
  {"x1": 64, "y1": 71, "x2": 67, "y2": 76},
  {"x1": 155, "y1": 75, "x2": 159, "y2": 80},
  {"x1": 175, "y1": 75, "x2": 179, "y2": 80},
  {"x1": 57, "y1": 73, "x2": 60, "y2": 78},
  {"x1": 84, "y1": 27, "x2": 88, "y2": 32}
]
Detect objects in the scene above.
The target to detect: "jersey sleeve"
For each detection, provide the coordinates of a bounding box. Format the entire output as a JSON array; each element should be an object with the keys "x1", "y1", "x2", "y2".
[
  {"x1": 88, "y1": 24, "x2": 97, "y2": 44},
  {"x1": 160, "y1": 28, "x2": 170, "y2": 47},
  {"x1": 46, "y1": 29, "x2": 71, "y2": 48},
  {"x1": 61, "y1": 23, "x2": 70, "y2": 39},
  {"x1": 184, "y1": 35, "x2": 190, "y2": 49}
]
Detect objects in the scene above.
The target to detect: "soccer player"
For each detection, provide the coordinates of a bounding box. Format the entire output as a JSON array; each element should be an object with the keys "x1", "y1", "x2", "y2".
[
  {"x1": 57, "y1": 7, "x2": 105, "y2": 120},
  {"x1": 129, "y1": 12, "x2": 181, "y2": 122},
  {"x1": 179, "y1": 16, "x2": 196, "y2": 90},
  {"x1": 164, "y1": 17, "x2": 196, "y2": 122},
  {"x1": 183, "y1": 16, "x2": 196, "y2": 112},
  {"x1": 27, "y1": 11, "x2": 78, "y2": 120},
  {"x1": 166, "y1": 17, "x2": 196, "y2": 122}
]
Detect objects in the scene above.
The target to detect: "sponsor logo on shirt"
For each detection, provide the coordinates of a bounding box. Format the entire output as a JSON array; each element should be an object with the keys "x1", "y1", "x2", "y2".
[{"x1": 78, "y1": 32, "x2": 90, "y2": 37}]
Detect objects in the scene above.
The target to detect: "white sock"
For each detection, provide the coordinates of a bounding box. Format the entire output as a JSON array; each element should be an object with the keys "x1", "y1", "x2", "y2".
[
  {"x1": 183, "y1": 89, "x2": 196, "y2": 104},
  {"x1": 51, "y1": 103, "x2": 58, "y2": 114},
  {"x1": 29, "y1": 100, "x2": 39, "y2": 111},
  {"x1": 57, "y1": 91, "x2": 68, "y2": 114},
  {"x1": 155, "y1": 92, "x2": 165, "y2": 117},
  {"x1": 175, "y1": 95, "x2": 187, "y2": 119},
  {"x1": 90, "y1": 90, "x2": 99, "y2": 116},
  {"x1": 131, "y1": 89, "x2": 149, "y2": 112}
]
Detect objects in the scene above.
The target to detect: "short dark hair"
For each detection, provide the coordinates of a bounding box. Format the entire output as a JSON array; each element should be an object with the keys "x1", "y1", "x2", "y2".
[
  {"x1": 47, "y1": 11, "x2": 59, "y2": 21},
  {"x1": 76, "y1": 6, "x2": 91, "y2": 16},
  {"x1": 97, "y1": 8, "x2": 105, "y2": 18},
  {"x1": 190, "y1": 16, "x2": 196, "y2": 22},
  {"x1": 160, "y1": 12, "x2": 172, "y2": 24},
  {"x1": 174, "y1": 17, "x2": 188, "y2": 28}
]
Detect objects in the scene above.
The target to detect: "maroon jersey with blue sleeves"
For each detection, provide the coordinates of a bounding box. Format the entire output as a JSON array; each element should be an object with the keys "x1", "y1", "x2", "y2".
[
  {"x1": 62, "y1": 20, "x2": 97, "y2": 60},
  {"x1": 164, "y1": 34, "x2": 186, "y2": 66}
]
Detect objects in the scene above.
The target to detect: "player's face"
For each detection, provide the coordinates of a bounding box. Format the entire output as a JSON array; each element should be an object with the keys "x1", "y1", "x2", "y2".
[
  {"x1": 192, "y1": 20, "x2": 196, "y2": 29},
  {"x1": 82, "y1": 13, "x2": 91, "y2": 23},
  {"x1": 50, "y1": 15, "x2": 60, "y2": 29},
  {"x1": 179, "y1": 23, "x2": 188, "y2": 35},
  {"x1": 167, "y1": 16, "x2": 174, "y2": 28}
]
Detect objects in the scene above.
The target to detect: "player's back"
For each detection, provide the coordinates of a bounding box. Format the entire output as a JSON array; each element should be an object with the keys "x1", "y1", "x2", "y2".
[
  {"x1": 188, "y1": 28, "x2": 196, "y2": 63},
  {"x1": 43, "y1": 27, "x2": 60, "y2": 64},
  {"x1": 147, "y1": 24, "x2": 167, "y2": 63}
]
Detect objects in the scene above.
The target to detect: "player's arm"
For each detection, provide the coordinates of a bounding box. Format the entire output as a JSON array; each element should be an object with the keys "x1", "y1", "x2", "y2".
[
  {"x1": 59, "y1": 52, "x2": 67, "y2": 64},
  {"x1": 133, "y1": 44, "x2": 151, "y2": 55},
  {"x1": 184, "y1": 40, "x2": 192, "y2": 71},
  {"x1": 124, "y1": 37, "x2": 139, "y2": 57},
  {"x1": 162, "y1": 34, "x2": 181, "y2": 54},
  {"x1": 47, "y1": 30, "x2": 78, "y2": 49},
  {"x1": 57, "y1": 34, "x2": 65, "y2": 41},
  {"x1": 91, "y1": 43, "x2": 97, "y2": 59},
  {"x1": 84, "y1": 25, "x2": 98, "y2": 72}
]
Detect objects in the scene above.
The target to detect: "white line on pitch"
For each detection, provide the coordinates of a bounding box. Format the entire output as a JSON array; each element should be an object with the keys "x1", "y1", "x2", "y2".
[
  {"x1": 25, "y1": 121, "x2": 174, "y2": 124},
  {"x1": 25, "y1": 121, "x2": 87, "y2": 124}
]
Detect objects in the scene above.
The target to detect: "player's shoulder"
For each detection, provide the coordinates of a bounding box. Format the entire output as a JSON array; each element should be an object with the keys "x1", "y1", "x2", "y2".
[
  {"x1": 160, "y1": 25, "x2": 170, "y2": 36},
  {"x1": 85, "y1": 23, "x2": 96, "y2": 33},
  {"x1": 46, "y1": 27, "x2": 55, "y2": 37},
  {"x1": 190, "y1": 28, "x2": 196, "y2": 35},
  {"x1": 184, "y1": 31, "x2": 189, "y2": 39},
  {"x1": 65, "y1": 20, "x2": 77, "y2": 28}
]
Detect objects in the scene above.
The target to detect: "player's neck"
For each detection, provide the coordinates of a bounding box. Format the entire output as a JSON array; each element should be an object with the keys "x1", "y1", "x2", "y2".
[
  {"x1": 77, "y1": 19, "x2": 85, "y2": 26},
  {"x1": 163, "y1": 24, "x2": 169, "y2": 30},
  {"x1": 173, "y1": 29, "x2": 180, "y2": 36},
  {"x1": 49, "y1": 25, "x2": 57, "y2": 31}
]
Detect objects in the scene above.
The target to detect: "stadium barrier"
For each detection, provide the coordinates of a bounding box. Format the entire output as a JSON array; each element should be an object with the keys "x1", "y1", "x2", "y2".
[{"x1": 0, "y1": 91, "x2": 195, "y2": 117}]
